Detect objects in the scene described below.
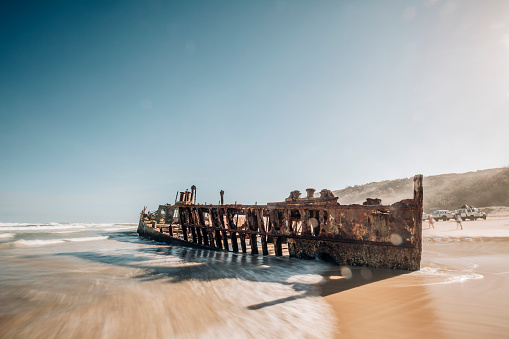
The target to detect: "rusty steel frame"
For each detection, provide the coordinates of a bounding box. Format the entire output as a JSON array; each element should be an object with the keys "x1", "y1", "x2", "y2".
[{"x1": 138, "y1": 175, "x2": 423, "y2": 270}]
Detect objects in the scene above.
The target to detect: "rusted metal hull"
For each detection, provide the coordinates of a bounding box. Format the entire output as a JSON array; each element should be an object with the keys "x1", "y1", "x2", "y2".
[
  {"x1": 137, "y1": 219, "x2": 218, "y2": 250},
  {"x1": 138, "y1": 175, "x2": 423, "y2": 270},
  {"x1": 287, "y1": 239, "x2": 420, "y2": 270}
]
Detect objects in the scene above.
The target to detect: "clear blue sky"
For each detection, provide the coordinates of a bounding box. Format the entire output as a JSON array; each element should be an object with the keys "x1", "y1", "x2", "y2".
[{"x1": 1, "y1": 0, "x2": 508, "y2": 222}]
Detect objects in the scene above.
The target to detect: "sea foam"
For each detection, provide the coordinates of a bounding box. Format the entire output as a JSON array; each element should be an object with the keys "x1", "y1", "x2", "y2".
[
  {"x1": 402, "y1": 265, "x2": 484, "y2": 286},
  {"x1": 0, "y1": 233, "x2": 15, "y2": 239},
  {"x1": 0, "y1": 236, "x2": 110, "y2": 249},
  {"x1": 0, "y1": 222, "x2": 133, "y2": 232},
  {"x1": 66, "y1": 236, "x2": 109, "y2": 242},
  {"x1": 0, "y1": 239, "x2": 66, "y2": 249}
]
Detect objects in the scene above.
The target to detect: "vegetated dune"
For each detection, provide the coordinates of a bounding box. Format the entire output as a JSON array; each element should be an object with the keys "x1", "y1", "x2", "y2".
[{"x1": 333, "y1": 167, "x2": 509, "y2": 212}]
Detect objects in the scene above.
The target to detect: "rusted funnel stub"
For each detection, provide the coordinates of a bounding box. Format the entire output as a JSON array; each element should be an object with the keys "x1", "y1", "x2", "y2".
[
  {"x1": 306, "y1": 188, "x2": 316, "y2": 199},
  {"x1": 363, "y1": 198, "x2": 382, "y2": 206},
  {"x1": 320, "y1": 189, "x2": 336, "y2": 199},
  {"x1": 289, "y1": 190, "x2": 301, "y2": 200}
]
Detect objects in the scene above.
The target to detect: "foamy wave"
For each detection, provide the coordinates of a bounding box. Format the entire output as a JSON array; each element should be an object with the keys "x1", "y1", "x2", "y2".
[
  {"x1": 0, "y1": 222, "x2": 134, "y2": 231},
  {"x1": 286, "y1": 274, "x2": 324, "y2": 284},
  {"x1": 0, "y1": 222, "x2": 65, "y2": 227},
  {"x1": 0, "y1": 233, "x2": 15, "y2": 239},
  {"x1": 0, "y1": 239, "x2": 66, "y2": 249},
  {"x1": 50, "y1": 230, "x2": 84, "y2": 234},
  {"x1": 406, "y1": 266, "x2": 484, "y2": 286},
  {"x1": 186, "y1": 278, "x2": 336, "y2": 338},
  {"x1": 0, "y1": 223, "x2": 32, "y2": 227},
  {"x1": 66, "y1": 236, "x2": 109, "y2": 242},
  {"x1": 103, "y1": 227, "x2": 137, "y2": 232},
  {"x1": 0, "y1": 226, "x2": 82, "y2": 231},
  {"x1": 0, "y1": 236, "x2": 109, "y2": 249}
]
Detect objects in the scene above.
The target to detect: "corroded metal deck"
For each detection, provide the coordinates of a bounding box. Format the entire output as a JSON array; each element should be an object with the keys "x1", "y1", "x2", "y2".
[{"x1": 138, "y1": 175, "x2": 423, "y2": 270}]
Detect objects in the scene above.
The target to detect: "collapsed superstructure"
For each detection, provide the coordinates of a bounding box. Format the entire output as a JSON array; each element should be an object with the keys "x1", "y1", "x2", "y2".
[{"x1": 138, "y1": 175, "x2": 423, "y2": 270}]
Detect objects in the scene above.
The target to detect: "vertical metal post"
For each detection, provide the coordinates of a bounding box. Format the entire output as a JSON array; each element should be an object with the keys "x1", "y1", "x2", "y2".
[{"x1": 414, "y1": 174, "x2": 423, "y2": 267}]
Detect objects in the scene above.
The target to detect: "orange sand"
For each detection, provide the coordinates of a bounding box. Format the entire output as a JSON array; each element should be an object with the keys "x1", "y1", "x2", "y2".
[{"x1": 322, "y1": 216, "x2": 509, "y2": 338}]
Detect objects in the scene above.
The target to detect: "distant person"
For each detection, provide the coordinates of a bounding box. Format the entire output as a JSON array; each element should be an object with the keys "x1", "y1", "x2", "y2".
[
  {"x1": 427, "y1": 214, "x2": 435, "y2": 229},
  {"x1": 455, "y1": 213, "x2": 463, "y2": 230}
]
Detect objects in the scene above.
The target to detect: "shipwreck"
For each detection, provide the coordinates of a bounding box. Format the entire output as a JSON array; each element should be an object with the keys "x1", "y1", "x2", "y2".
[{"x1": 138, "y1": 175, "x2": 423, "y2": 270}]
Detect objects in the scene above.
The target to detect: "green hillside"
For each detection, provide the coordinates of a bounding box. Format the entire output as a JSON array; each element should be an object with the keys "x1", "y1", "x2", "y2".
[{"x1": 333, "y1": 168, "x2": 509, "y2": 212}]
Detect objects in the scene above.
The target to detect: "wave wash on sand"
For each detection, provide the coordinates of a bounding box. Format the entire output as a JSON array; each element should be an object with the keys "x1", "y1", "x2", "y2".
[
  {"x1": 0, "y1": 222, "x2": 336, "y2": 338},
  {"x1": 1, "y1": 218, "x2": 508, "y2": 338}
]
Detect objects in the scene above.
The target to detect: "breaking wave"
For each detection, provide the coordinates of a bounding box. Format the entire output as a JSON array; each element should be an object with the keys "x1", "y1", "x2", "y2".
[
  {"x1": 413, "y1": 266, "x2": 484, "y2": 285},
  {"x1": 0, "y1": 233, "x2": 15, "y2": 239},
  {"x1": 0, "y1": 236, "x2": 109, "y2": 249},
  {"x1": 0, "y1": 222, "x2": 135, "y2": 231},
  {"x1": 66, "y1": 236, "x2": 109, "y2": 242},
  {"x1": 398, "y1": 264, "x2": 484, "y2": 287}
]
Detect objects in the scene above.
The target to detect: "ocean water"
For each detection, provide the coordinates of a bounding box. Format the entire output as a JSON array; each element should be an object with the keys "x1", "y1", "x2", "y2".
[
  {"x1": 2, "y1": 220, "x2": 508, "y2": 338},
  {"x1": 0, "y1": 222, "x2": 337, "y2": 338}
]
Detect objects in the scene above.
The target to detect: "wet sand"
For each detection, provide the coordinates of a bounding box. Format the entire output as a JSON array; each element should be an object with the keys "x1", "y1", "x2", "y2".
[{"x1": 322, "y1": 216, "x2": 509, "y2": 338}]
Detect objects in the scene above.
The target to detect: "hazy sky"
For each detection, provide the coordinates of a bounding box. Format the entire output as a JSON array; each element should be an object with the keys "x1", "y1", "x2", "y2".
[{"x1": 1, "y1": 0, "x2": 508, "y2": 222}]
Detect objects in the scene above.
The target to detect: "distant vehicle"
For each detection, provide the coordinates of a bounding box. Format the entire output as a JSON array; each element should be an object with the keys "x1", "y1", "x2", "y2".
[
  {"x1": 422, "y1": 212, "x2": 429, "y2": 220},
  {"x1": 431, "y1": 210, "x2": 455, "y2": 221},
  {"x1": 455, "y1": 206, "x2": 487, "y2": 221}
]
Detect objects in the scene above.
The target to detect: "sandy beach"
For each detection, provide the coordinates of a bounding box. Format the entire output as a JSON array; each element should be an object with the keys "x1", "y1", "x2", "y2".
[{"x1": 322, "y1": 216, "x2": 509, "y2": 338}]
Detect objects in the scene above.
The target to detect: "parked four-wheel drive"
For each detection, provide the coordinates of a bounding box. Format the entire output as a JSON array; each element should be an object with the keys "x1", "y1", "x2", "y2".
[{"x1": 455, "y1": 205, "x2": 487, "y2": 221}]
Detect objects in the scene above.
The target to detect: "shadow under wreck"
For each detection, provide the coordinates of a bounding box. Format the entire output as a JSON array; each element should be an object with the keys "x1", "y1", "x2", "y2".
[{"x1": 138, "y1": 175, "x2": 423, "y2": 271}]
